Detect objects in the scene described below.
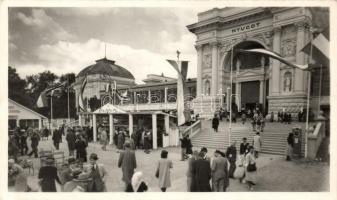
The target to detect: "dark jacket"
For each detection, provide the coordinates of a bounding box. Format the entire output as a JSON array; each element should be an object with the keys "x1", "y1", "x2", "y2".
[
  {"x1": 226, "y1": 145, "x2": 237, "y2": 163},
  {"x1": 180, "y1": 137, "x2": 188, "y2": 148},
  {"x1": 192, "y1": 158, "x2": 212, "y2": 192},
  {"x1": 52, "y1": 130, "x2": 62, "y2": 143},
  {"x1": 66, "y1": 132, "x2": 76, "y2": 150},
  {"x1": 240, "y1": 143, "x2": 249, "y2": 155},
  {"x1": 38, "y1": 165, "x2": 61, "y2": 192},
  {"x1": 212, "y1": 117, "x2": 219, "y2": 129},
  {"x1": 75, "y1": 139, "x2": 88, "y2": 162},
  {"x1": 31, "y1": 133, "x2": 40, "y2": 147},
  {"x1": 287, "y1": 134, "x2": 294, "y2": 147}
]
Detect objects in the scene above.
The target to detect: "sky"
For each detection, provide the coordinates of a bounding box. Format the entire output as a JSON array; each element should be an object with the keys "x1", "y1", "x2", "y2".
[{"x1": 8, "y1": 7, "x2": 212, "y2": 84}]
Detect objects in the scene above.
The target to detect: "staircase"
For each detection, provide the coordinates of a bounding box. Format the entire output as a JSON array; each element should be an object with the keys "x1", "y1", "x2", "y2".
[{"x1": 191, "y1": 119, "x2": 308, "y2": 156}]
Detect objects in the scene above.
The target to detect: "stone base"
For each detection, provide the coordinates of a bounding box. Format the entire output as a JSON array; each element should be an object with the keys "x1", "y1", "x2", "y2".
[
  {"x1": 190, "y1": 96, "x2": 222, "y2": 119},
  {"x1": 268, "y1": 95, "x2": 308, "y2": 117}
]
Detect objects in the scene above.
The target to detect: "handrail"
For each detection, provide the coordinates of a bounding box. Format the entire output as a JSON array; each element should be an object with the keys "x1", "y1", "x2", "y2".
[
  {"x1": 307, "y1": 121, "x2": 325, "y2": 159},
  {"x1": 182, "y1": 120, "x2": 201, "y2": 138}
]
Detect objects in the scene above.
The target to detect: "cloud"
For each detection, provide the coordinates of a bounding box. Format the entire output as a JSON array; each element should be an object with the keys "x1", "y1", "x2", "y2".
[
  {"x1": 16, "y1": 38, "x2": 197, "y2": 83},
  {"x1": 16, "y1": 9, "x2": 74, "y2": 41}
]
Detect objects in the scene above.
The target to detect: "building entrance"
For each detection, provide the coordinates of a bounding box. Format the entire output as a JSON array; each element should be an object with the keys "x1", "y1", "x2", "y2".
[{"x1": 241, "y1": 81, "x2": 260, "y2": 111}]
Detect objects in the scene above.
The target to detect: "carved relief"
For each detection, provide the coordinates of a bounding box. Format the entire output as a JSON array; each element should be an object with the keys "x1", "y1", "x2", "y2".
[
  {"x1": 202, "y1": 45, "x2": 212, "y2": 69},
  {"x1": 283, "y1": 71, "x2": 292, "y2": 92},
  {"x1": 281, "y1": 38, "x2": 296, "y2": 57},
  {"x1": 281, "y1": 25, "x2": 296, "y2": 40}
]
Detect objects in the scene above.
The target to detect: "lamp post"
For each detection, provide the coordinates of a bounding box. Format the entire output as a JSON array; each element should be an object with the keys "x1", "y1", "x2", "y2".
[{"x1": 228, "y1": 43, "x2": 234, "y2": 146}]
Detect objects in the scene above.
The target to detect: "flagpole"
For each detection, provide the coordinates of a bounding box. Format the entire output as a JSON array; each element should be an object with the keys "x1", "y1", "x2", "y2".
[
  {"x1": 229, "y1": 44, "x2": 233, "y2": 145},
  {"x1": 317, "y1": 64, "x2": 322, "y2": 114},
  {"x1": 305, "y1": 28, "x2": 314, "y2": 158},
  {"x1": 51, "y1": 90, "x2": 54, "y2": 136},
  {"x1": 67, "y1": 76, "x2": 70, "y2": 122}
]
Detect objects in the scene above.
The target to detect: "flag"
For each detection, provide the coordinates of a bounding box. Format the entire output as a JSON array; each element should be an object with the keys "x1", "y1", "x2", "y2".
[
  {"x1": 301, "y1": 26, "x2": 329, "y2": 66},
  {"x1": 78, "y1": 76, "x2": 87, "y2": 112},
  {"x1": 167, "y1": 60, "x2": 190, "y2": 126},
  {"x1": 236, "y1": 48, "x2": 308, "y2": 70},
  {"x1": 36, "y1": 81, "x2": 67, "y2": 108}
]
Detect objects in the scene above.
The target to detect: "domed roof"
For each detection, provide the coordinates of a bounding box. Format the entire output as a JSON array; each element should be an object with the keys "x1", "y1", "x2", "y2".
[{"x1": 77, "y1": 58, "x2": 135, "y2": 80}]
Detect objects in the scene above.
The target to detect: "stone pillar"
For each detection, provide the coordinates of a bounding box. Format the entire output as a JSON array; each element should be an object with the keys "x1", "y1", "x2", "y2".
[
  {"x1": 271, "y1": 26, "x2": 281, "y2": 95},
  {"x1": 78, "y1": 114, "x2": 82, "y2": 126},
  {"x1": 196, "y1": 45, "x2": 203, "y2": 97},
  {"x1": 109, "y1": 114, "x2": 114, "y2": 145},
  {"x1": 295, "y1": 22, "x2": 307, "y2": 94},
  {"x1": 259, "y1": 80, "x2": 264, "y2": 104},
  {"x1": 133, "y1": 91, "x2": 137, "y2": 104},
  {"x1": 93, "y1": 114, "x2": 97, "y2": 142},
  {"x1": 235, "y1": 82, "x2": 241, "y2": 111},
  {"x1": 211, "y1": 42, "x2": 219, "y2": 96},
  {"x1": 152, "y1": 114, "x2": 158, "y2": 149},
  {"x1": 129, "y1": 114, "x2": 133, "y2": 135}
]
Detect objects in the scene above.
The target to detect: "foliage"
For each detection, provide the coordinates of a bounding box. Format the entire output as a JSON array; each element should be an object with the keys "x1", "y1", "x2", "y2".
[{"x1": 8, "y1": 66, "x2": 33, "y2": 107}]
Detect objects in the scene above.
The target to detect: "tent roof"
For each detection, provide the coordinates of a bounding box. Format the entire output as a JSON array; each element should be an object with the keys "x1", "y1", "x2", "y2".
[{"x1": 93, "y1": 103, "x2": 127, "y2": 114}]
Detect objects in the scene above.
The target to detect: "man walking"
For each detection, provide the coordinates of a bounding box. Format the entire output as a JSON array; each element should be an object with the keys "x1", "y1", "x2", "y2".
[
  {"x1": 28, "y1": 130, "x2": 40, "y2": 158},
  {"x1": 66, "y1": 128, "x2": 76, "y2": 157},
  {"x1": 212, "y1": 114, "x2": 219, "y2": 132},
  {"x1": 85, "y1": 153, "x2": 108, "y2": 192},
  {"x1": 52, "y1": 129, "x2": 62, "y2": 150},
  {"x1": 180, "y1": 135, "x2": 188, "y2": 161},
  {"x1": 226, "y1": 141, "x2": 237, "y2": 178},
  {"x1": 211, "y1": 150, "x2": 229, "y2": 192},
  {"x1": 118, "y1": 141, "x2": 137, "y2": 190}
]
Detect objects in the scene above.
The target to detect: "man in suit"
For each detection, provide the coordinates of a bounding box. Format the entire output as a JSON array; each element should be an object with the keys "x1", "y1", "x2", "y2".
[
  {"x1": 192, "y1": 151, "x2": 211, "y2": 192},
  {"x1": 84, "y1": 153, "x2": 108, "y2": 192},
  {"x1": 118, "y1": 141, "x2": 137, "y2": 190},
  {"x1": 212, "y1": 114, "x2": 220, "y2": 132},
  {"x1": 66, "y1": 128, "x2": 76, "y2": 157},
  {"x1": 226, "y1": 141, "x2": 237, "y2": 178},
  {"x1": 211, "y1": 150, "x2": 229, "y2": 192}
]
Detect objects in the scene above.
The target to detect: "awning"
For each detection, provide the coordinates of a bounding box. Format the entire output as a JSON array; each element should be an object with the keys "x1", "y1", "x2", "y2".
[{"x1": 93, "y1": 103, "x2": 127, "y2": 114}]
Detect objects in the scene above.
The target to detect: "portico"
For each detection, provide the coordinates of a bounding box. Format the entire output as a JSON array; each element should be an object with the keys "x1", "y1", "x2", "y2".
[{"x1": 188, "y1": 7, "x2": 314, "y2": 117}]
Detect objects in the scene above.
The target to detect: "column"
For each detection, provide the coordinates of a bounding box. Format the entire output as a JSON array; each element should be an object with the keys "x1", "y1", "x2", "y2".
[
  {"x1": 148, "y1": 90, "x2": 151, "y2": 104},
  {"x1": 78, "y1": 114, "x2": 82, "y2": 126},
  {"x1": 164, "y1": 115, "x2": 170, "y2": 147},
  {"x1": 211, "y1": 42, "x2": 219, "y2": 96},
  {"x1": 152, "y1": 114, "x2": 158, "y2": 149},
  {"x1": 236, "y1": 82, "x2": 241, "y2": 111},
  {"x1": 164, "y1": 87, "x2": 168, "y2": 104},
  {"x1": 259, "y1": 80, "x2": 264, "y2": 104},
  {"x1": 93, "y1": 114, "x2": 97, "y2": 142},
  {"x1": 39, "y1": 118, "x2": 42, "y2": 129},
  {"x1": 129, "y1": 114, "x2": 133, "y2": 135},
  {"x1": 133, "y1": 91, "x2": 137, "y2": 104},
  {"x1": 195, "y1": 45, "x2": 203, "y2": 97},
  {"x1": 109, "y1": 114, "x2": 114, "y2": 145},
  {"x1": 295, "y1": 22, "x2": 306, "y2": 94},
  {"x1": 235, "y1": 82, "x2": 240, "y2": 108},
  {"x1": 271, "y1": 26, "x2": 281, "y2": 95}
]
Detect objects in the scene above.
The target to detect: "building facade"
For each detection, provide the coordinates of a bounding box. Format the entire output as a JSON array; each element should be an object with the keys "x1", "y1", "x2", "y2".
[{"x1": 187, "y1": 7, "x2": 329, "y2": 118}]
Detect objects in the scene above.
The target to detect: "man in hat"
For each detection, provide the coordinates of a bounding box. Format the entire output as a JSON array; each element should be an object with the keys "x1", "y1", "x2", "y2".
[
  {"x1": 226, "y1": 141, "x2": 237, "y2": 178},
  {"x1": 211, "y1": 150, "x2": 229, "y2": 192},
  {"x1": 118, "y1": 141, "x2": 137, "y2": 190},
  {"x1": 84, "y1": 153, "x2": 108, "y2": 192},
  {"x1": 28, "y1": 130, "x2": 40, "y2": 158},
  {"x1": 179, "y1": 134, "x2": 188, "y2": 161}
]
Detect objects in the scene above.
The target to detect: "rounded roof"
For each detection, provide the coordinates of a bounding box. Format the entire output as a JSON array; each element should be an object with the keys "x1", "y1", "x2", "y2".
[{"x1": 77, "y1": 58, "x2": 135, "y2": 80}]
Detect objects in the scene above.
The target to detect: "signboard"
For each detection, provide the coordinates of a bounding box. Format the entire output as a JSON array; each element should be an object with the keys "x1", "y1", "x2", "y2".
[{"x1": 220, "y1": 18, "x2": 272, "y2": 37}]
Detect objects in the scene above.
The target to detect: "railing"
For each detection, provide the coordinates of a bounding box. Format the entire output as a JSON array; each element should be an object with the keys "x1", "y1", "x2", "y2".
[
  {"x1": 116, "y1": 102, "x2": 177, "y2": 112},
  {"x1": 182, "y1": 120, "x2": 201, "y2": 139},
  {"x1": 307, "y1": 117, "x2": 326, "y2": 159},
  {"x1": 65, "y1": 120, "x2": 79, "y2": 128}
]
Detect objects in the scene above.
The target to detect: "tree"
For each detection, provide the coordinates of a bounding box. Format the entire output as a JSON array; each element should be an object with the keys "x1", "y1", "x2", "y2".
[
  {"x1": 8, "y1": 66, "x2": 33, "y2": 107},
  {"x1": 26, "y1": 70, "x2": 58, "y2": 104},
  {"x1": 59, "y1": 73, "x2": 76, "y2": 85}
]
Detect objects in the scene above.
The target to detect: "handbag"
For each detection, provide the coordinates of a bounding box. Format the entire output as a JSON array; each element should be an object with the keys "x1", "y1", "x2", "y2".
[
  {"x1": 247, "y1": 162, "x2": 257, "y2": 172},
  {"x1": 155, "y1": 168, "x2": 159, "y2": 178}
]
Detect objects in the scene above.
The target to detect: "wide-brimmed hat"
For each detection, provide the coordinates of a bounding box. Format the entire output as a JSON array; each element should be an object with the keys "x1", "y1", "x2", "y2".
[
  {"x1": 89, "y1": 153, "x2": 98, "y2": 161},
  {"x1": 73, "y1": 173, "x2": 92, "y2": 182},
  {"x1": 45, "y1": 157, "x2": 55, "y2": 165}
]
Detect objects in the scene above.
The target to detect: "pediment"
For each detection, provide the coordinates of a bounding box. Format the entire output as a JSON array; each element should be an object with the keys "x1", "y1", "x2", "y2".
[{"x1": 237, "y1": 69, "x2": 264, "y2": 77}]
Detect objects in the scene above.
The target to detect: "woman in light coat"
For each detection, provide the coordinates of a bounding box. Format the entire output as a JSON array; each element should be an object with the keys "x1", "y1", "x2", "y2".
[
  {"x1": 244, "y1": 146, "x2": 258, "y2": 191},
  {"x1": 156, "y1": 150, "x2": 173, "y2": 192}
]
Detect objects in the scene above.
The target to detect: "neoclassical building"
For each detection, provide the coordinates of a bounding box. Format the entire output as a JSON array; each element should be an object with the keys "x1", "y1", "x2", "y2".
[{"x1": 187, "y1": 7, "x2": 329, "y2": 118}]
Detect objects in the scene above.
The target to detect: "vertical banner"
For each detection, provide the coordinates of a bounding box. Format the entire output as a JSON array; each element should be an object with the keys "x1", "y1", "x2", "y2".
[{"x1": 167, "y1": 60, "x2": 190, "y2": 126}]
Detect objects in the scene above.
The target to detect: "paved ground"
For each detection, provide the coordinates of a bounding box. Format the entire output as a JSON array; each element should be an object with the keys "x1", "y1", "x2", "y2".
[{"x1": 11, "y1": 135, "x2": 329, "y2": 192}]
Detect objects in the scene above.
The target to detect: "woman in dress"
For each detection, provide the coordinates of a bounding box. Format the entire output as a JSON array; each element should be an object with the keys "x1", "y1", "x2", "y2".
[
  {"x1": 244, "y1": 146, "x2": 258, "y2": 191},
  {"x1": 38, "y1": 157, "x2": 61, "y2": 192},
  {"x1": 156, "y1": 150, "x2": 173, "y2": 192}
]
